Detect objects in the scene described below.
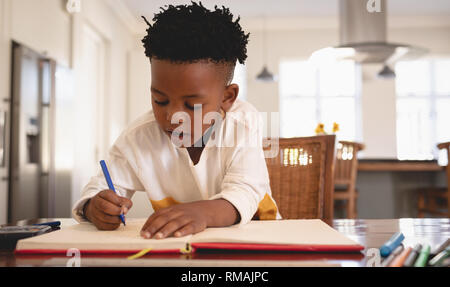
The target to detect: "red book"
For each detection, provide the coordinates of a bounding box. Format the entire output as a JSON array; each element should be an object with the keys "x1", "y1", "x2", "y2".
[{"x1": 15, "y1": 219, "x2": 364, "y2": 255}]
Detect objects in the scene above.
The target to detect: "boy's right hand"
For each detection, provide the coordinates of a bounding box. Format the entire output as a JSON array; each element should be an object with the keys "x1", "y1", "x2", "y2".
[{"x1": 84, "y1": 190, "x2": 133, "y2": 230}]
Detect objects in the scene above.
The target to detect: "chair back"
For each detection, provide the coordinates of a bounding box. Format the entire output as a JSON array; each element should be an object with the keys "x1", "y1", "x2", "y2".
[
  {"x1": 335, "y1": 141, "x2": 365, "y2": 188},
  {"x1": 437, "y1": 142, "x2": 450, "y2": 213},
  {"x1": 263, "y1": 135, "x2": 336, "y2": 221}
]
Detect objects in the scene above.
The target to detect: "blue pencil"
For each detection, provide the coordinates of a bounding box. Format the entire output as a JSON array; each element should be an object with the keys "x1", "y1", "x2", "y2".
[
  {"x1": 100, "y1": 160, "x2": 126, "y2": 226},
  {"x1": 380, "y1": 232, "x2": 404, "y2": 257}
]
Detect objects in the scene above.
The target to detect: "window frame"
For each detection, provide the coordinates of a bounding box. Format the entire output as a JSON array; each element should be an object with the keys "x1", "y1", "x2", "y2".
[
  {"x1": 395, "y1": 58, "x2": 450, "y2": 162},
  {"x1": 279, "y1": 59, "x2": 362, "y2": 141}
]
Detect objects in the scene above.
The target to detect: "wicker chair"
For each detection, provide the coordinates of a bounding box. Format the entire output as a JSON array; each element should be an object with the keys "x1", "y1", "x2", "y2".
[
  {"x1": 263, "y1": 135, "x2": 336, "y2": 221},
  {"x1": 333, "y1": 141, "x2": 365, "y2": 219},
  {"x1": 417, "y1": 142, "x2": 450, "y2": 218}
]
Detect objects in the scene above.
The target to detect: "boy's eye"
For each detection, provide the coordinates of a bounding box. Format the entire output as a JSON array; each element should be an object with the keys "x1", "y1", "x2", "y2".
[
  {"x1": 185, "y1": 103, "x2": 195, "y2": 110},
  {"x1": 154, "y1": 99, "x2": 169, "y2": 106},
  {"x1": 185, "y1": 103, "x2": 202, "y2": 110}
]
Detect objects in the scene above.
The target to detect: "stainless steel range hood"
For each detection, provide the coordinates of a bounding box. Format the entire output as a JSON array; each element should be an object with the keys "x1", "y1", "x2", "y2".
[{"x1": 311, "y1": 0, "x2": 427, "y2": 66}]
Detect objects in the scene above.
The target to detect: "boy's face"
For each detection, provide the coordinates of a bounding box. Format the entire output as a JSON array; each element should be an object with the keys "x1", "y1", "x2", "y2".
[{"x1": 150, "y1": 59, "x2": 238, "y2": 147}]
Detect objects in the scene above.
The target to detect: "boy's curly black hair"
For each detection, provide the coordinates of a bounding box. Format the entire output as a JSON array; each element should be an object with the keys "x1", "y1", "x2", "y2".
[{"x1": 141, "y1": 1, "x2": 249, "y2": 67}]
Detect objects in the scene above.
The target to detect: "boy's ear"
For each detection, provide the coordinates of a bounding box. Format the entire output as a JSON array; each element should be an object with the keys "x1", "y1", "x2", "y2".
[{"x1": 221, "y1": 84, "x2": 239, "y2": 112}]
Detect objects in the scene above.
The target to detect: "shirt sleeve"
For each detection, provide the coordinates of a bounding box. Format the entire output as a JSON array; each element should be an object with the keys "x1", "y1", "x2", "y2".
[
  {"x1": 71, "y1": 136, "x2": 145, "y2": 223},
  {"x1": 209, "y1": 116, "x2": 272, "y2": 226}
]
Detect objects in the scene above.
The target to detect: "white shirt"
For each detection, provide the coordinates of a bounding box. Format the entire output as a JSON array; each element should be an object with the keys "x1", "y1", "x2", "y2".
[{"x1": 72, "y1": 99, "x2": 280, "y2": 225}]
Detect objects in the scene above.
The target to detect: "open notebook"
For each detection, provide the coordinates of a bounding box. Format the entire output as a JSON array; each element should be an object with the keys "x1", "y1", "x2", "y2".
[{"x1": 15, "y1": 219, "x2": 364, "y2": 254}]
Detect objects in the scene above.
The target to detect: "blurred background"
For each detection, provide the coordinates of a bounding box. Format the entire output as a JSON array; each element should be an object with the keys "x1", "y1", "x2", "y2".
[{"x1": 0, "y1": 0, "x2": 449, "y2": 224}]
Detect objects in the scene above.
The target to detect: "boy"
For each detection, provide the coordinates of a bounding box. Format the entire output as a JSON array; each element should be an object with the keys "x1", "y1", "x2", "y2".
[{"x1": 72, "y1": 2, "x2": 280, "y2": 239}]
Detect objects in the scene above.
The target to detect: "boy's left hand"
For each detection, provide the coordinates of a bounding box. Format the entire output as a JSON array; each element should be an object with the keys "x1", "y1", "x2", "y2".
[{"x1": 140, "y1": 199, "x2": 239, "y2": 239}]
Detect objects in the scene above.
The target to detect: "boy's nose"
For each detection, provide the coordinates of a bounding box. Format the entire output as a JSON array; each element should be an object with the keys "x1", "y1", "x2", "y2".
[
  {"x1": 166, "y1": 108, "x2": 188, "y2": 124},
  {"x1": 165, "y1": 105, "x2": 179, "y2": 121}
]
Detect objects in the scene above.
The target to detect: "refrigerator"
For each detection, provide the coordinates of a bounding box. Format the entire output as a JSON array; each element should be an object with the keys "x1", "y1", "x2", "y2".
[{"x1": 7, "y1": 42, "x2": 74, "y2": 223}]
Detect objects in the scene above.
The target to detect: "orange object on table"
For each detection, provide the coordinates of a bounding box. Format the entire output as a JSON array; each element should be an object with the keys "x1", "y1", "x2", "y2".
[{"x1": 390, "y1": 246, "x2": 412, "y2": 267}]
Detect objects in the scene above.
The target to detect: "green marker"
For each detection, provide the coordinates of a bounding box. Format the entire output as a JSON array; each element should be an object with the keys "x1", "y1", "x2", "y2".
[
  {"x1": 428, "y1": 246, "x2": 450, "y2": 267},
  {"x1": 414, "y1": 244, "x2": 430, "y2": 267}
]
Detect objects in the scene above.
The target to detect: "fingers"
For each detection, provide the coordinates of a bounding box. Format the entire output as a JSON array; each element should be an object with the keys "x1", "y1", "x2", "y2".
[
  {"x1": 93, "y1": 196, "x2": 123, "y2": 216},
  {"x1": 140, "y1": 211, "x2": 206, "y2": 239},
  {"x1": 96, "y1": 190, "x2": 132, "y2": 215},
  {"x1": 94, "y1": 220, "x2": 120, "y2": 231},
  {"x1": 88, "y1": 190, "x2": 133, "y2": 231},
  {"x1": 88, "y1": 208, "x2": 121, "y2": 230},
  {"x1": 119, "y1": 196, "x2": 133, "y2": 211},
  {"x1": 139, "y1": 202, "x2": 211, "y2": 239},
  {"x1": 141, "y1": 210, "x2": 182, "y2": 238},
  {"x1": 152, "y1": 216, "x2": 193, "y2": 239},
  {"x1": 99, "y1": 190, "x2": 133, "y2": 210},
  {"x1": 140, "y1": 208, "x2": 173, "y2": 233},
  {"x1": 96, "y1": 212, "x2": 122, "y2": 225},
  {"x1": 174, "y1": 223, "x2": 197, "y2": 238}
]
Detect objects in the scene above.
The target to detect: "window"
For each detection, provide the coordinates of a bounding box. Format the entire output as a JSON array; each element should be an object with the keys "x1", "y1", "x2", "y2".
[
  {"x1": 395, "y1": 59, "x2": 450, "y2": 164},
  {"x1": 279, "y1": 60, "x2": 361, "y2": 141}
]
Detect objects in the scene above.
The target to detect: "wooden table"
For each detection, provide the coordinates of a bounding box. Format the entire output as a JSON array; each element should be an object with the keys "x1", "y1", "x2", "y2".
[
  {"x1": 358, "y1": 159, "x2": 445, "y2": 172},
  {"x1": 1, "y1": 218, "x2": 449, "y2": 267}
]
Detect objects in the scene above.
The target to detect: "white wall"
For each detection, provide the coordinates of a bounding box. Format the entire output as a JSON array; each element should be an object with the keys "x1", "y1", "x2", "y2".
[
  {"x1": 79, "y1": 0, "x2": 135, "y2": 145},
  {"x1": 70, "y1": 0, "x2": 136, "y2": 207},
  {"x1": 127, "y1": 39, "x2": 151, "y2": 123},
  {"x1": 9, "y1": 0, "x2": 72, "y2": 66},
  {"x1": 360, "y1": 64, "x2": 397, "y2": 158},
  {"x1": 0, "y1": 0, "x2": 138, "y2": 221}
]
